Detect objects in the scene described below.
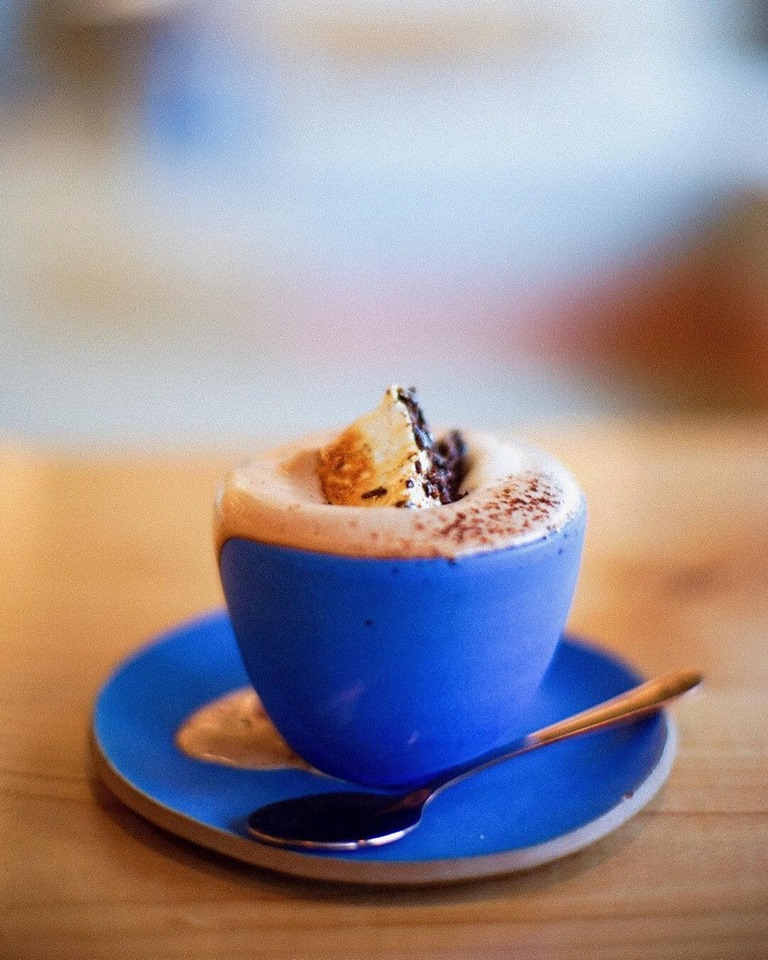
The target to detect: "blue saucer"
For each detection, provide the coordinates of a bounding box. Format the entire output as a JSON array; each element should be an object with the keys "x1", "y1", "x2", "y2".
[{"x1": 91, "y1": 611, "x2": 675, "y2": 885}]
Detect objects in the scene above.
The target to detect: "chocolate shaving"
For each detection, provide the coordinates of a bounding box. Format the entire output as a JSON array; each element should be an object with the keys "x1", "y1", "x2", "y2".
[
  {"x1": 429, "y1": 430, "x2": 468, "y2": 505},
  {"x1": 361, "y1": 486, "x2": 388, "y2": 500}
]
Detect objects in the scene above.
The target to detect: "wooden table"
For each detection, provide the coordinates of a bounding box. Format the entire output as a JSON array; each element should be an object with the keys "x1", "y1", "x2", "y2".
[{"x1": 3, "y1": 420, "x2": 767, "y2": 959}]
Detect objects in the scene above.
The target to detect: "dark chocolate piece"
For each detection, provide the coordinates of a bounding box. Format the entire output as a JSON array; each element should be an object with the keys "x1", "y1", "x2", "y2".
[
  {"x1": 430, "y1": 430, "x2": 468, "y2": 505},
  {"x1": 395, "y1": 387, "x2": 467, "y2": 505}
]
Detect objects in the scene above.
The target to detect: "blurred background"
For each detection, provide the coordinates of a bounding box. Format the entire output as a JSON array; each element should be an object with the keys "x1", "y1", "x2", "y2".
[{"x1": 1, "y1": 0, "x2": 767, "y2": 448}]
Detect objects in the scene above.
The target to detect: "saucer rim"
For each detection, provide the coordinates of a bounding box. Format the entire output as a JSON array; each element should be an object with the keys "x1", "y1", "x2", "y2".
[{"x1": 90, "y1": 612, "x2": 677, "y2": 886}]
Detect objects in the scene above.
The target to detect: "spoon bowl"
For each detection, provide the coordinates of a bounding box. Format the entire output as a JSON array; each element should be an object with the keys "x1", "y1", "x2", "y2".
[{"x1": 248, "y1": 789, "x2": 430, "y2": 851}]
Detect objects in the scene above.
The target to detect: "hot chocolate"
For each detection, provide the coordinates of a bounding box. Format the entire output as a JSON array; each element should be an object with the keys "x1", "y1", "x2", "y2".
[{"x1": 215, "y1": 431, "x2": 581, "y2": 560}]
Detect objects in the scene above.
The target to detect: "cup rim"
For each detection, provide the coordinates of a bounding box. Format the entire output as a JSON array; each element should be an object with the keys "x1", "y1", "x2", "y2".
[{"x1": 218, "y1": 495, "x2": 586, "y2": 566}]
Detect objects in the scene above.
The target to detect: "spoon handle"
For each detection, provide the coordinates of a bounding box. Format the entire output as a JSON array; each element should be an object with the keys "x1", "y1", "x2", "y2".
[
  {"x1": 427, "y1": 669, "x2": 702, "y2": 795},
  {"x1": 524, "y1": 668, "x2": 703, "y2": 749}
]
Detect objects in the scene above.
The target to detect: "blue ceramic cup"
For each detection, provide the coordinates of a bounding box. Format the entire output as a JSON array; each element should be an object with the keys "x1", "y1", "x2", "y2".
[{"x1": 218, "y1": 499, "x2": 586, "y2": 789}]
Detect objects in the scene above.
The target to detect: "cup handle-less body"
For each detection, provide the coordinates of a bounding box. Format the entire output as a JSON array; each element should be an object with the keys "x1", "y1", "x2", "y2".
[{"x1": 219, "y1": 502, "x2": 586, "y2": 789}]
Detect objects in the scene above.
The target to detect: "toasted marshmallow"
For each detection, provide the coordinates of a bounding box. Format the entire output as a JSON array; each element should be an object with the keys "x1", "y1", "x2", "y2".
[{"x1": 318, "y1": 386, "x2": 439, "y2": 508}]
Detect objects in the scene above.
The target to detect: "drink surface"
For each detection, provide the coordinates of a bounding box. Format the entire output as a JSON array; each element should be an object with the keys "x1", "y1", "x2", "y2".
[{"x1": 215, "y1": 429, "x2": 582, "y2": 560}]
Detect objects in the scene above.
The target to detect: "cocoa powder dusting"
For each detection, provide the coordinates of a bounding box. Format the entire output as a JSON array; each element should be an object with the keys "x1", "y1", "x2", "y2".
[{"x1": 436, "y1": 473, "x2": 563, "y2": 548}]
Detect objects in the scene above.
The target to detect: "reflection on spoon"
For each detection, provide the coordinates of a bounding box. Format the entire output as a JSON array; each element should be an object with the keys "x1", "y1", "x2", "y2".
[{"x1": 175, "y1": 688, "x2": 312, "y2": 771}]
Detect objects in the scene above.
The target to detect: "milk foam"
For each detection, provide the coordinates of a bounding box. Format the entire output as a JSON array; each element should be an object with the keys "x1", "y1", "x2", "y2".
[{"x1": 215, "y1": 430, "x2": 583, "y2": 560}]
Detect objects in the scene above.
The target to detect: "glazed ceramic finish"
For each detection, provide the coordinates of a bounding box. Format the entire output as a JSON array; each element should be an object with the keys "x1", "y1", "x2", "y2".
[{"x1": 219, "y1": 504, "x2": 586, "y2": 787}]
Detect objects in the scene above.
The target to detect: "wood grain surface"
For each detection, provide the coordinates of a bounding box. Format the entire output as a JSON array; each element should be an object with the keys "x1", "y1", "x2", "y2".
[{"x1": 2, "y1": 420, "x2": 767, "y2": 960}]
